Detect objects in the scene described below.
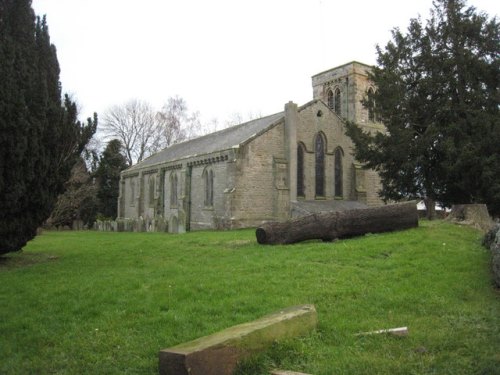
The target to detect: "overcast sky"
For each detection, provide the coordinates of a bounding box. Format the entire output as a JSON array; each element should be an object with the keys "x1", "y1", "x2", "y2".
[{"x1": 31, "y1": 0, "x2": 499, "y2": 128}]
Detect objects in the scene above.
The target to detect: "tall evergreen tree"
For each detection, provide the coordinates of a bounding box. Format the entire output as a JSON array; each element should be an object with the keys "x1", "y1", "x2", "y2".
[
  {"x1": 346, "y1": 0, "x2": 500, "y2": 218},
  {"x1": 0, "y1": 0, "x2": 97, "y2": 254},
  {"x1": 95, "y1": 139, "x2": 128, "y2": 219}
]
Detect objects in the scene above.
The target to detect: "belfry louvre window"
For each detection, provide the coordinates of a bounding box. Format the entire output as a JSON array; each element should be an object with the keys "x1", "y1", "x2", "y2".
[
  {"x1": 327, "y1": 89, "x2": 334, "y2": 109},
  {"x1": 334, "y1": 88, "x2": 341, "y2": 115},
  {"x1": 297, "y1": 143, "x2": 305, "y2": 197},
  {"x1": 334, "y1": 148, "x2": 343, "y2": 197},
  {"x1": 315, "y1": 133, "x2": 325, "y2": 197},
  {"x1": 204, "y1": 168, "x2": 214, "y2": 207},
  {"x1": 170, "y1": 173, "x2": 178, "y2": 207}
]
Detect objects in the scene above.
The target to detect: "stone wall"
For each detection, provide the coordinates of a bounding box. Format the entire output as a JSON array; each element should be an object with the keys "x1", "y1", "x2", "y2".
[
  {"x1": 230, "y1": 121, "x2": 287, "y2": 227},
  {"x1": 312, "y1": 61, "x2": 374, "y2": 124},
  {"x1": 188, "y1": 159, "x2": 230, "y2": 230},
  {"x1": 295, "y1": 101, "x2": 357, "y2": 201}
]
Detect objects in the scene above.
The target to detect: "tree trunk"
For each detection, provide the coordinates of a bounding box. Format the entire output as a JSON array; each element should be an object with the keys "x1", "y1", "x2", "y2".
[
  {"x1": 256, "y1": 202, "x2": 419, "y2": 245},
  {"x1": 446, "y1": 204, "x2": 493, "y2": 233},
  {"x1": 424, "y1": 197, "x2": 436, "y2": 220}
]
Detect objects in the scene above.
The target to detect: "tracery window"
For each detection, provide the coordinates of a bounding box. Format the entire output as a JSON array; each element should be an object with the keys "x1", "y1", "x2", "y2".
[
  {"x1": 334, "y1": 88, "x2": 341, "y2": 115},
  {"x1": 315, "y1": 133, "x2": 325, "y2": 197},
  {"x1": 334, "y1": 148, "x2": 343, "y2": 197},
  {"x1": 327, "y1": 89, "x2": 334, "y2": 109},
  {"x1": 297, "y1": 143, "x2": 305, "y2": 197},
  {"x1": 170, "y1": 172, "x2": 178, "y2": 207},
  {"x1": 204, "y1": 168, "x2": 214, "y2": 207}
]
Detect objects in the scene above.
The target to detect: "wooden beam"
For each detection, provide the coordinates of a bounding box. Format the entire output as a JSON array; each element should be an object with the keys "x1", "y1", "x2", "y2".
[{"x1": 159, "y1": 305, "x2": 317, "y2": 375}]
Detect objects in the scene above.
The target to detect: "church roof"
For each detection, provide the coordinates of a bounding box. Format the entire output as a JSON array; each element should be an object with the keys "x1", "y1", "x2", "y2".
[{"x1": 125, "y1": 111, "x2": 285, "y2": 172}]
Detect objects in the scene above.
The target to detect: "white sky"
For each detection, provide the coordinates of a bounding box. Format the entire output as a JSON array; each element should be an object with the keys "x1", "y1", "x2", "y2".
[{"x1": 31, "y1": 0, "x2": 499, "y2": 128}]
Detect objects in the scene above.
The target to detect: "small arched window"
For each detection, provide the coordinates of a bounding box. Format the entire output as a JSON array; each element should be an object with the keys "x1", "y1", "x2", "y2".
[
  {"x1": 130, "y1": 179, "x2": 135, "y2": 206},
  {"x1": 367, "y1": 87, "x2": 376, "y2": 122},
  {"x1": 327, "y1": 89, "x2": 334, "y2": 109},
  {"x1": 334, "y1": 88, "x2": 341, "y2": 115},
  {"x1": 315, "y1": 133, "x2": 326, "y2": 197},
  {"x1": 297, "y1": 143, "x2": 305, "y2": 197},
  {"x1": 170, "y1": 172, "x2": 178, "y2": 207},
  {"x1": 204, "y1": 168, "x2": 214, "y2": 207},
  {"x1": 334, "y1": 148, "x2": 343, "y2": 198},
  {"x1": 149, "y1": 175, "x2": 155, "y2": 206}
]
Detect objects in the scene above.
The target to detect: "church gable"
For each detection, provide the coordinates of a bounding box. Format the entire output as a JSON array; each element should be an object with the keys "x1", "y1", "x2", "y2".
[{"x1": 293, "y1": 100, "x2": 356, "y2": 202}]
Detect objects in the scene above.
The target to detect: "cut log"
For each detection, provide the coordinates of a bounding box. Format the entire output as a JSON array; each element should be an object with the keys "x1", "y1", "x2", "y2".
[{"x1": 256, "y1": 202, "x2": 418, "y2": 245}]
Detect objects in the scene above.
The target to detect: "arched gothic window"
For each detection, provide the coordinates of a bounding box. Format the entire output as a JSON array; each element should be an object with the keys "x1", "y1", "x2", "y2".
[
  {"x1": 204, "y1": 168, "x2": 214, "y2": 207},
  {"x1": 170, "y1": 172, "x2": 178, "y2": 207},
  {"x1": 367, "y1": 87, "x2": 376, "y2": 122},
  {"x1": 327, "y1": 89, "x2": 334, "y2": 109},
  {"x1": 297, "y1": 143, "x2": 305, "y2": 197},
  {"x1": 334, "y1": 148, "x2": 343, "y2": 197},
  {"x1": 334, "y1": 88, "x2": 341, "y2": 115},
  {"x1": 148, "y1": 175, "x2": 155, "y2": 206},
  {"x1": 130, "y1": 179, "x2": 135, "y2": 206},
  {"x1": 315, "y1": 133, "x2": 326, "y2": 197}
]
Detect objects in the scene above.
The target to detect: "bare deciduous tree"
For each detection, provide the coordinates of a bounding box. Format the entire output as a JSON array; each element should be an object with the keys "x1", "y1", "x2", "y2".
[
  {"x1": 102, "y1": 96, "x2": 219, "y2": 166},
  {"x1": 101, "y1": 99, "x2": 157, "y2": 166}
]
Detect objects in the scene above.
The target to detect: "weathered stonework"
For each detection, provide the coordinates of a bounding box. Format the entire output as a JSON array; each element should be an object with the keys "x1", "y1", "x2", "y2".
[{"x1": 117, "y1": 62, "x2": 384, "y2": 232}]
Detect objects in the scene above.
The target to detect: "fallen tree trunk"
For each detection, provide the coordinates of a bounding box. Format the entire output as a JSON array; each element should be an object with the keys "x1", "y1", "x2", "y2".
[{"x1": 256, "y1": 202, "x2": 418, "y2": 245}]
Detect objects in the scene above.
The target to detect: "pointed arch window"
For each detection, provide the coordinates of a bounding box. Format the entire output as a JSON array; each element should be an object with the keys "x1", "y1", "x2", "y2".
[
  {"x1": 297, "y1": 143, "x2": 305, "y2": 197},
  {"x1": 334, "y1": 148, "x2": 343, "y2": 198},
  {"x1": 315, "y1": 133, "x2": 326, "y2": 197},
  {"x1": 148, "y1": 175, "x2": 155, "y2": 206},
  {"x1": 170, "y1": 172, "x2": 178, "y2": 207},
  {"x1": 327, "y1": 89, "x2": 334, "y2": 109},
  {"x1": 204, "y1": 168, "x2": 214, "y2": 207},
  {"x1": 334, "y1": 88, "x2": 341, "y2": 115},
  {"x1": 129, "y1": 179, "x2": 135, "y2": 206}
]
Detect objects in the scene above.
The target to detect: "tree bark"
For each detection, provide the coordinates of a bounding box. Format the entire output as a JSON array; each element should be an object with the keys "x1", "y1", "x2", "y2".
[
  {"x1": 256, "y1": 202, "x2": 418, "y2": 245},
  {"x1": 424, "y1": 197, "x2": 436, "y2": 220}
]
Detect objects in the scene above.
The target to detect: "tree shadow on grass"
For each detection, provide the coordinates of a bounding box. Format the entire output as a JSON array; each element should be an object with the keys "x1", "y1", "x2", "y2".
[{"x1": 0, "y1": 252, "x2": 59, "y2": 271}]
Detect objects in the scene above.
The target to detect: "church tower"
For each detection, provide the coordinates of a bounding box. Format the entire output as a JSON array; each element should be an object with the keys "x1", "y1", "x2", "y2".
[{"x1": 311, "y1": 61, "x2": 377, "y2": 127}]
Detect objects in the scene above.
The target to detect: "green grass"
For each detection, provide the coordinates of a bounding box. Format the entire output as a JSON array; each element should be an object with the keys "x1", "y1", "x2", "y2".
[{"x1": 1, "y1": 221, "x2": 499, "y2": 374}]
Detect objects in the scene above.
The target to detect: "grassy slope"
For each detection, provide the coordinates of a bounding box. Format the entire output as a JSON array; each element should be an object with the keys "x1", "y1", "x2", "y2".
[{"x1": 0, "y1": 221, "x2": 499, "y2": 374}]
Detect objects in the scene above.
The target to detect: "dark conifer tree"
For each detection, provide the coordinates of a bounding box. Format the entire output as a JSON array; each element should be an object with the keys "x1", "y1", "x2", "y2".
[
  {"x1": 95, "y1": 139, "x2": 128, "y2": 219},
  {"x1": 346, "y1": 0, "x2": 500, "y2": 218},
  {"x1": 0, "y1": 0, "x2": 96, "y2": 254}
]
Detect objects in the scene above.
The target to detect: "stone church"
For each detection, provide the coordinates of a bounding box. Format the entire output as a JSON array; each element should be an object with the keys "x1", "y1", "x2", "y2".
[{"x1": 117, "y1": 61, "x2": 385, "y2": 232}]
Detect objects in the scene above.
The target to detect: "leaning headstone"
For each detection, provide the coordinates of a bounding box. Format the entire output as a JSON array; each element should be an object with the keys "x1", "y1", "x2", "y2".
[{"x1": 159, "y1": 305, "x2": 317, "y2": 375}]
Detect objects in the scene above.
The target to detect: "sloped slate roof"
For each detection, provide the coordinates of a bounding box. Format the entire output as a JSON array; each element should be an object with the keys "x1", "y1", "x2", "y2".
[{"x1": 125, "y1": 111, "x2": 284, "y2": 172}]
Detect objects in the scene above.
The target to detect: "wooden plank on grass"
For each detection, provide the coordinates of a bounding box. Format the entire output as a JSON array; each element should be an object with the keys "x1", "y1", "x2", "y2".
[{"x1": 159, "y1": 305, "x2": 317, "y2": 375}]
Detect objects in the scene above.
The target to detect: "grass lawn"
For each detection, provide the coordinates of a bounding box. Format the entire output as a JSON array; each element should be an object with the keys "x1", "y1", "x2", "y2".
[{"x1": 0, "y1": 220, "x2": 499, "y2": 374}]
